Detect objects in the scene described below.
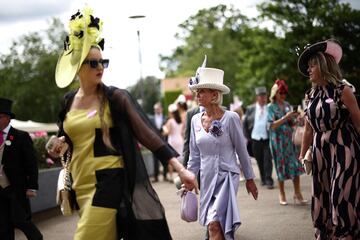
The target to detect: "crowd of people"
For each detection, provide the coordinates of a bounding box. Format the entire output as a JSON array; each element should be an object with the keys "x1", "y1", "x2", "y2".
[{"x1": 1, "y1": 6, "x2": 359, "y2": 240}]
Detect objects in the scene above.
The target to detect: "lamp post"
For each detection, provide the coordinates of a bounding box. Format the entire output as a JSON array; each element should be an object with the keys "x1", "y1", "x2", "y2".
[{"x1": 129, "y1": 15, "x2": 146, "y2": 105}]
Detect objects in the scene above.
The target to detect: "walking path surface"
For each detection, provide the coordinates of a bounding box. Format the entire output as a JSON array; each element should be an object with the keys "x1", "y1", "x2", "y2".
[{"x1": 16, "y1": 160, "x2": 314, "y2": 239}]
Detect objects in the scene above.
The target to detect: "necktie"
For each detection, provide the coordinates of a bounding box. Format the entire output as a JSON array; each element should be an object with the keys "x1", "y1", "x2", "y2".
[{"x1": 0, "y1": 131, "x2": 3, "y2": 146}]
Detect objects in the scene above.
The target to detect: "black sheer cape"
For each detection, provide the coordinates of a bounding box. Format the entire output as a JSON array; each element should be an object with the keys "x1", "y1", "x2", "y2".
[{"x1": 57, "y1": 84, "x2": 178, "y2": 240}]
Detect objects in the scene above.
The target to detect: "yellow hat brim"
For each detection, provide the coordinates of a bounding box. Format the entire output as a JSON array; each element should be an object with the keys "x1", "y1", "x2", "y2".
[{"x1": 55, "y1": 34, "x2": 92, "y2": 88}]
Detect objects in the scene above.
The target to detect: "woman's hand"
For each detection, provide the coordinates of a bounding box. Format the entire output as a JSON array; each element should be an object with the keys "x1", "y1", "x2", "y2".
[
  {"x1": 284, "y1": 111, "x2": 299, "y2": 120},
  {"x1": 246, "y1": 179, "x2": 258, "y2": 200},
  {"x1": 168, "y1": 158, "x2": 196, "y2": 191},
  {"x1": 179, "y1": 168, "x2": 197, "y2": 192},
  {"x1": 46, "y1": 136, "x2": 68, "y2": 158}
]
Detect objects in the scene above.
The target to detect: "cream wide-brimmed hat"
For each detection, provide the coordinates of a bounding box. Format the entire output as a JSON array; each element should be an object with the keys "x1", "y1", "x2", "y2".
[
  {"x1": 188, "y1": 56, "x2": 230, "y2": 94},
  {"x1": 297, "y1": 39, "x2": 342, "y2": 77},
  {"x1": 55, "y1": 7, "x2": 105, "y2": 88},
  {"x1": 168, "y1": 103, "x2": 178, "y2": 113},
  {"x1": 269, "y1": 79, "x2": 288, "y2": 102}
]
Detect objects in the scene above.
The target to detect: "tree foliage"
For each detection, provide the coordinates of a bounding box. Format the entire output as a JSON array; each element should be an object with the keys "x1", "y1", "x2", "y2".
[
  {"x1": 127, "y1": 76, "x2": 161, "y2": 115},
  {"x1": 160, "y1": 5, "x2": 252, "y2": 105},
  {"x1": 258, "y1": 0, "x2": 360, "y2": 99},
  {"x1": 0, "y1": 18, "x2": 74, "y2": 122},
  {"x1": 160, "y1": 1, "x2": 360, "y2": 107}
]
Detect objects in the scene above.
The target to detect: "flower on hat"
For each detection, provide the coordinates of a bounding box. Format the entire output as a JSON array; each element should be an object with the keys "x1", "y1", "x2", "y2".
[
  {"x1": 65, "y1": 7, "x2": 104, "y2": 52},
  {"x1": 189, "y1": 74, "x2": 199, "y2": 86},
  {"x1": 275, "y1": 79, "x2": 288, "y2": 93},
  {"x1": 209, "y1": 120, "x2": 223, "y2": 137},
  {"x1": 189, "y1": 55, "x2": 207, "y2": 87}
]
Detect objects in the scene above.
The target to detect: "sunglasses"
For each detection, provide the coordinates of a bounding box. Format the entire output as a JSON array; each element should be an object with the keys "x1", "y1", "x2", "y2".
[{"x1": 83, "y1": 59, "x2": 109, "y2": 69}]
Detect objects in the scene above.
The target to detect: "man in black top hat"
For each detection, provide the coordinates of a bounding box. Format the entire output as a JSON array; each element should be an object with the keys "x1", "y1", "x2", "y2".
[
  {"x1": 0, "y1": 97, "x2": 43, "y2": 240},
  {"x1": 243, "y1": 87, "x2": 274, "y2": 189}
]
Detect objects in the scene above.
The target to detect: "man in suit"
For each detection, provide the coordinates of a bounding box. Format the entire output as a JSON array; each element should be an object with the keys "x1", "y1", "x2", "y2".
[
  {"x1": 149, "y1": 102, "x2": 168, "y2": 182},
  {"x1": 243, "y1": 87, "x2": 274, "y2": 189},
  {"x1": 182, "y1": 105, "x2": 202, "y2": 168},
  {"x1": 0, "y1": 98, "x2": 43, "y2": 240}
]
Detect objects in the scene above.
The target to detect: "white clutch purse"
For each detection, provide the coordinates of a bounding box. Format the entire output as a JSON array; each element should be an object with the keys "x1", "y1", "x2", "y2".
[{"x1": 302, "y1": 147, "x2": 313, "y2": 175}]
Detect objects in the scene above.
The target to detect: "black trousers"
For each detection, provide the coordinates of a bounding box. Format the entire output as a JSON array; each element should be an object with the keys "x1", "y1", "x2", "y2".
[
  {"x1": 152, "y1": 155, "x2": 168, "y2": 180},
  {"x1": 251, "y1": 139, "x2": 273, "y2": 186},
  {"x1": 0, "y1": 187, "x2": 43, "y2": 240}
]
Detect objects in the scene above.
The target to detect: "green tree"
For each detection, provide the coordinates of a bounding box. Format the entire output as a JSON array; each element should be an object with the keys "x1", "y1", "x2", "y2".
[
  {"x1": 160, "y1": 5, "x2": 251, "y2": 106},
  {"x1": 160, "y1": 5, "x2": 289, "y2": 106},
  {"x1": 257, "y1": 0, "x2": 360, "y2": 98},
  {"x1": 0, "y1": 18, "x2": 75, "y2": 122},
  {"x1": 160, "y1": 2, "x2": 360, "y2": 107},
  {"x1": 127, "y1": 76, "x2": 162, "y2": 115}
]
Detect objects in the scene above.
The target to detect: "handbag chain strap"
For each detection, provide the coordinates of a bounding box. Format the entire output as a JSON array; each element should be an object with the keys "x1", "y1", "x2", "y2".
[{"x1": 61, "y1": 151, "x2": 72, "y2": 191}]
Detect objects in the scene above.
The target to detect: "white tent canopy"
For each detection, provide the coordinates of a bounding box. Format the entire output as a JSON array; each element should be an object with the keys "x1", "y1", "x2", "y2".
[{"x1": 10, "y1": 119, "x2": 58, "y2": 133}]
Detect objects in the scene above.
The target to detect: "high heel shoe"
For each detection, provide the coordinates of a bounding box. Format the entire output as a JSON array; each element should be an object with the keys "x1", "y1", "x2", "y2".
[
  {"x1": 279, "y1": 195, "x2": 288, "y2": 206},
  {"x1": 293, "y1": 194, "x2": 308, "y2": 205}
]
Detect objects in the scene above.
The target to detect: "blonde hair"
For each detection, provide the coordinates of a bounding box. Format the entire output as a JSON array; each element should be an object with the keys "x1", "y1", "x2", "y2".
[
  {"x1": 97, "y1": 84, "x2": 115, "y2": 151},
  {"x1": 211, "y1": 90, "x2": 223, "y2": 105},
  {"x1": 233, "y1": 107, "x2": 244, "y2": 120},
  {"x1": 308, "y1": 52, "x2": 342, "y2": 86}
]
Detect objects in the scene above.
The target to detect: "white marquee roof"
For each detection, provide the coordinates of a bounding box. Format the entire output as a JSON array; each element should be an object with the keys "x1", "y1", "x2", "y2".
[{"x1": 10, "y1": 119, "x2": 58, "y2": 133}]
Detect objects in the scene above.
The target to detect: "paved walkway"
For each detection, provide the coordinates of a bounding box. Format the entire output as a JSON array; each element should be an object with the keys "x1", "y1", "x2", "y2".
[{"x1": 16, "y1": 162, "x2": 314, "y2": 239}]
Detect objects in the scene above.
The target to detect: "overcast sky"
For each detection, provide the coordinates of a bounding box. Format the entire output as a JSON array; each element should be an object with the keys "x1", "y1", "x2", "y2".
[{"x1": 0, "y1": 0, "x2": 358, "y2": 89}]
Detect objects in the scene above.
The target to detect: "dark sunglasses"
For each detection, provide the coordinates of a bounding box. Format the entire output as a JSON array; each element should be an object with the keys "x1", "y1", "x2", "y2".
[{"x1": 83, "y1": 59, "x2": 109, "y2": 69}]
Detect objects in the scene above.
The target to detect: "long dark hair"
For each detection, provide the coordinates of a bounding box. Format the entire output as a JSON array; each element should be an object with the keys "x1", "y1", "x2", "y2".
[
  {"x1": 172, "y1": 110, "x2": 182, "y2": 124},
  {"x1": 97, "y1": 83, "x2": 115, "y2": 151}
]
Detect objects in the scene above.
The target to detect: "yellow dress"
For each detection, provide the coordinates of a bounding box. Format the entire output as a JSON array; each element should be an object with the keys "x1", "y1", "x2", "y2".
[{"x1": 64, "y1": 103, "x2": 124, "y2": 240}]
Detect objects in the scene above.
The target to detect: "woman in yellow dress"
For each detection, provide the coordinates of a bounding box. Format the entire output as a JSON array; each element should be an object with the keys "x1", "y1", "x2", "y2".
[{"x1": 48, "y1": 7, "x2": 196, "y2": 240}]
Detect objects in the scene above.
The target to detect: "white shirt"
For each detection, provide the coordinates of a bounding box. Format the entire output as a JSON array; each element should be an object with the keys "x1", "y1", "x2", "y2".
[
  {"x1": 1, "y1": 124, "x2": 10, "y2": 142},
  {"x1": 251, "y1": 103, "x2": 268, "y2": 140},
  {"x1": 154, "y1": 114, "x2": 163, "y2": 130}
]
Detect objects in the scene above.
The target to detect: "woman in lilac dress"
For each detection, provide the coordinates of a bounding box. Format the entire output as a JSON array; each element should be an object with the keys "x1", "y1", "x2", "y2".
[
  {"x1": 298, "y1": 39, "x2": 360, "y2": 239},
  {"x1": 186, "y1": 60, "x2": 258, "y2": 240}
]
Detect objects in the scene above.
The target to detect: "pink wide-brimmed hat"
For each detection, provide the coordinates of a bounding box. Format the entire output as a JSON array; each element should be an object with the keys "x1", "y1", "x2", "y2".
[{"x1": 297, "y1": 39, "x2": 342, "y2": 77}]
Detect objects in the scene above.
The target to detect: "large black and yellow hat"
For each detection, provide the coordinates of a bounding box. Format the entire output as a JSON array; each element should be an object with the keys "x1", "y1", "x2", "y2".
[{"x1": 55, "y1": 7, "x2": 105, "y2": 88}]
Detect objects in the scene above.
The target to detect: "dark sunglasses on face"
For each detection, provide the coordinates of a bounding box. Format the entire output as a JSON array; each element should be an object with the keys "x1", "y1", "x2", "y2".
[{"x1": 83, "y1": 59, "x2": 109, "y2": 69}]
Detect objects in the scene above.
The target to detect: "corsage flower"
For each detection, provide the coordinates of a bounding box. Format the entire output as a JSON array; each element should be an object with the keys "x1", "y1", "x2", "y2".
[
  {"x1": 209, "y1": 120, "x2": 223, "y2": 137},
  {"x1": 189, "y1": 72, "x2": 199, "y2": 86},
  {"x1": 5, "y1": 135, "x2": 14, "y2": 146}
]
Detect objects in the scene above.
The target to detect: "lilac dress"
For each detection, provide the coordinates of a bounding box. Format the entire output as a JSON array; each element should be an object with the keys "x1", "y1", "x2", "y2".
[{"x1": 187, "y1": 111, "x2": 255, "y2": 240}]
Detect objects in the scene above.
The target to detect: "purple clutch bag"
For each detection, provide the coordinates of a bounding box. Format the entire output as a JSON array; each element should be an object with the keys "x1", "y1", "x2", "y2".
[{"x1": 180, "y1": 190, "x2": 198, "y2": 222}]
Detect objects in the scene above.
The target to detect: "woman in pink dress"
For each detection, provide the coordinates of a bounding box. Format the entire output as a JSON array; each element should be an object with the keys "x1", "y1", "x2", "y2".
[{"x1": 163, "y1": 104, "x2": 184, "y2": 181}]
